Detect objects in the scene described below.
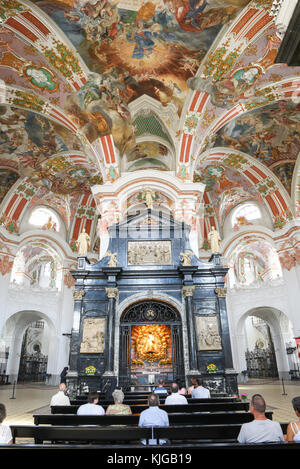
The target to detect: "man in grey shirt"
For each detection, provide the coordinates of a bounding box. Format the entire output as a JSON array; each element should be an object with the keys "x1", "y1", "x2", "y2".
[{"x1": 237, "y1": 394, "x2": 284, "y2": 444}]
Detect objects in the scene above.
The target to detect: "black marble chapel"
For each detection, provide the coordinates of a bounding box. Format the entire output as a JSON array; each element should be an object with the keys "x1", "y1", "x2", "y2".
[{"x1": 68, "y1": 210, "x2": 238, "y2": 397}]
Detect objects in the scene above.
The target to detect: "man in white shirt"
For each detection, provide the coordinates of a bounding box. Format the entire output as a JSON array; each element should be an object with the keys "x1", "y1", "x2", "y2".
[
  {"x1": 77, "y1": 391, "x2": 105, "y2": 415},
  {"x1": 165, "y1": 383, "x2": 188, "y2": 405},
  {"x1": 191, "y1": 378, "x2": 211, "y2": 398},
  {"x1": 237, "y1": 394, "x2": 284, "y2": 444},
  {"x1": 0, "y1": 404, "x2": 12, "y2": 445},
  {"x1": 50, "y1": 383, "x2": 71, "y2": 407}
]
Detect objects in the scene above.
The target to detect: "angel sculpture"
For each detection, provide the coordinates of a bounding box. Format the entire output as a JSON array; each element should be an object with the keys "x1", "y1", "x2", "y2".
[
  {"x1": 180, "y1": 250, "x2": 194, "y2": 266},
  {"x1": 104, "y1": 250, "x2": 118, "y2": 267}
]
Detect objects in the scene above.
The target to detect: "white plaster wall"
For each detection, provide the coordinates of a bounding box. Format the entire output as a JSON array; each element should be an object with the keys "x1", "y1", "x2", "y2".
[
  {"x1": 226, "y1": 279, "x2": 297, "y2": 379},
  {"x1": 0, "y1": 229, "x2": 76, "y2": 385}
]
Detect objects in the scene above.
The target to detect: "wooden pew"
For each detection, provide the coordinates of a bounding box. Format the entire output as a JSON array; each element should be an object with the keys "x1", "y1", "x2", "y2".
[
  {"x1": 34, "y1": 410, "x2": 273, "y2": 427},
  {"x1": 71, "y1": 397, "x2": 238, "y2": 406},
  {"x1": 51, "y1": 401, "x2": 250, "y2": 414},
  {"x1": 10, "y1": 425, "x2": 151, "y2": 444},
  {"x1": 10, "y1": 422, "x2": 288, "y2": 445}
]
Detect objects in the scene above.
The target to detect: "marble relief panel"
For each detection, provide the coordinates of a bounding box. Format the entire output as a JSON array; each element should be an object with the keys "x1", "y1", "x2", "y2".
[
  {"x1": 195, "y1": 315, "x2": 222, "y2": 351},
  {"x1": 80, "y1": 317, "x2": 105, "y2": 354}
]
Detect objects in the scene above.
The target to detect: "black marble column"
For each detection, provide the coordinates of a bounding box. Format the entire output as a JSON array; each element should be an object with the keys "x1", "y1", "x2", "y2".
[
  {"x1": 102, "y1": 267, "x2": 122, "y2": 374},
  {"x1": 66, "y1": 288, "x2": 85, "y2": 396},
  {"x1": 179, "y1": 266, "x2": 199, "y2": 372},
  {"x1": 105, "y1": 287, "x2": 118, "y2": 373}
]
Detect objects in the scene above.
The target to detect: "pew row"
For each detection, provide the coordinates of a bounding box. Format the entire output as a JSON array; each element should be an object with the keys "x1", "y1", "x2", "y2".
[
  {"x1": 71, "y1": 397, "x2": 238, "y2": 406},
  {"x1": 51, "y1": 401, "x2": 250, "y2": 415},
  {"x1": 10, "y1": 423, "x2": 288, "y2": 445},
  {"x1": 34, "y1": 411, "x2": 273, "y2": 426}
]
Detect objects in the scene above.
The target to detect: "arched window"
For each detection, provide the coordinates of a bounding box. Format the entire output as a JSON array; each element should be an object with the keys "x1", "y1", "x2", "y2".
[
  {"x1": 232, "y1": 203, "x2": 261, "y2": 227},
  {"x1": 29, "y1": 207, "x2": 59, "y2": 231}
]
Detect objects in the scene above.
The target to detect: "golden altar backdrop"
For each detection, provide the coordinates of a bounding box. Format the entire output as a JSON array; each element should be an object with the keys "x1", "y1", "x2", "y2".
[{"x1": 131, "y1": 324, "x2": 171, "y2": 365}]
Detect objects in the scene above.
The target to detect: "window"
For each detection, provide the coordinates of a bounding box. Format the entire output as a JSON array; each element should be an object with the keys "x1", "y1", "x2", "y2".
[
  {"x1": 29, "y1": 207, "x2": 59, "y2": 231},
  {"x1": 232, "y1": 203, "x2": 261, "y2": 226}
]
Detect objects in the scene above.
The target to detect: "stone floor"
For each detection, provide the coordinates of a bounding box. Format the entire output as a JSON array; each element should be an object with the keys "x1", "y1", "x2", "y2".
[{"x1": 0, "y1": 378, "x2": 300, "y2": 426}]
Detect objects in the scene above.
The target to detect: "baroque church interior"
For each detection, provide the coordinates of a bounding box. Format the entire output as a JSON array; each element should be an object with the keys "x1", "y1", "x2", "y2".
[{"x1": 1, "y1": 0, "x2": 300, "y2": 430}]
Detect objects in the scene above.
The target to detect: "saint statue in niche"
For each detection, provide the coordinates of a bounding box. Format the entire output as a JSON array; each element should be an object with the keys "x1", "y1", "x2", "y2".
[
  {"x1": 208, "y1": 226, "x2": 221, "y2": 254},
  {"x1": 76, "y1": 228, "x2": 90, "y2": 257}
]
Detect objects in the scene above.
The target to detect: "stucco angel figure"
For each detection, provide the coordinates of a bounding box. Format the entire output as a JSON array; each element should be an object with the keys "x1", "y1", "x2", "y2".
[
  {"x1": 76, "y1": 228, "x2": 90, "y2": 257},
  {"x1": 180, "y1": 250, "x2": 194, "y2": 266},
  {"x1": 208, "y1": 226, "x2": 221, "y2": 254},
  {"x1": 104, "y1": 250, "x2": 118, "y2": 267},
  {"x1": 142, "y1": 186, "x2": 156, "y2": 209}
]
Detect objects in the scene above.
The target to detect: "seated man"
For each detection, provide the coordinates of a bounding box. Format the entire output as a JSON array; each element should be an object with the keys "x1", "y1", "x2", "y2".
[
  {"x1": 77, "y1": 391, "x2": 105, "y2": 415},
  {"x1": 237, "y1": 394, "x2": 284, "y2": 444},
  {"x1": 191, "y1": 378, "x2": 211, "y2": 398},
  {"x1": 165, "y1": 383, "x2": 188, "y2": 405},
  {"x1": 154, "y1": 379, "x2": 168, "y2": 398},
  {"x1": 50, "y1": 383, "x2": 70, "y2": 406},
  {"x1": 139, "y1": 393, "x2": 169, "y2": 445}
]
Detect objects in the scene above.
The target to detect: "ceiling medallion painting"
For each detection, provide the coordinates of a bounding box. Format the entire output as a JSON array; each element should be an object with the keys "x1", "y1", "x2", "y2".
[{"x1": 131, "y1": 324, "x2": 171, "y2": 363}]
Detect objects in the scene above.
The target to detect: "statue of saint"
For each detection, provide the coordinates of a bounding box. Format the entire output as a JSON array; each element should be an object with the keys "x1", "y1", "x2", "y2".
[
  {"x1": 76, "y1": 228, "x2": 90, "y2": 257},
  {"x1": 104, "y1": 251, "x2": 118, "y2": 267},
  {"x1": 208, "y1": 226, "x2": 221, "y2": 254},
  {"x1": 142, "y1": 186, "x2": 156, "y2": 209},
  {"x1": 180, "y1": 250, "x2": 194, "y2": 266}
]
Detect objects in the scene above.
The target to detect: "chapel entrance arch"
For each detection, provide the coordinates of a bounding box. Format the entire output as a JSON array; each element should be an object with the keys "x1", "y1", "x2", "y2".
[
  {"x1": 1, "y1": 310, "x2": 56, "y2": 384},
  {"x1": 119, "y1": 300, "x2": 184, "y2": 390},
  {"x1": 236, "y1": 307, "x2": 294, "y2": 380}
]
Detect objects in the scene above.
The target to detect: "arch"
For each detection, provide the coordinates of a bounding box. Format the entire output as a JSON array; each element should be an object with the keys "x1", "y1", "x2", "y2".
[
  {"x1": 115, "y1": 293, "x2": 188, "y2": 384},
  {"x1": 234, "y1": 306, "x2": 295, "y2": 380},
  {"x1": 291, "y1": 150, "x2": 300, "y2": 217},
  {"x1": 10, "y1": 238, "x2": 63, "y2": 290},
  {"x1": 129, "y1": 94, "x2": 178, "y2": 147},
  {"x1": 196, "y1": 147, "x2": 294, "y2": 228},
  {"x1": 93, "y1": 169, "x2": 204, "y2": 210},
  {"x1": 2, "y1": 2, "x2": 88, "y2": 88},
  {"x1": 0, "y1": 309, "x2": 58, "y2": 383},
  {"x1": 120, "y1": 299, "x2": 182, "y2": 324},
  {"x1": 117, "y1": 291, "x2": 184, "y2": 323},
  {"x1": 223, "y1": 229, "x2": 283, "y2": 288},
  {"x1": 17, "y1": 229, "x2": 75, "y2": 261}
]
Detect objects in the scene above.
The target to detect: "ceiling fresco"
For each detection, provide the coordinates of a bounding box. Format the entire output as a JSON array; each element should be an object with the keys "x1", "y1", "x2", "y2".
[
  {"x1": 126, "y1": 141, "x2": 173, "y2": 171},
  {"x1": 29, "y1": 0, "x2": 251, "y2": 153},
  {"x1": 0, "y1": 0, "x2": 300, "y2": 248},
  {"x1": 194, "y1": 160, "x2": 262, "y2": 224},
  {"x1": 211, "y1": 100, "x2": 300, "y2": 194},
  {"x1": 0, "y1": 168, "x2": 19, "y2": 204},
  {"x1": 0, "y1": 104, "x2": 102, "y2": 195},
  {"x1": 0, "y1": 29, "x2": 73, "y2": 107}
]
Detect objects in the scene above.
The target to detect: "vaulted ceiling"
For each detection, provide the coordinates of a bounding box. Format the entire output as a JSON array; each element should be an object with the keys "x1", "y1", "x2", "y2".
[{"x1": 0, "y1": 0, "x2": 299, "y2": 252}]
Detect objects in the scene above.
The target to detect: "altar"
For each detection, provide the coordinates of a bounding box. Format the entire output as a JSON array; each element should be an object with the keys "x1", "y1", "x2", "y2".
[{"x1": 69, "y1": 209, "x2": 238, "y2": 398}]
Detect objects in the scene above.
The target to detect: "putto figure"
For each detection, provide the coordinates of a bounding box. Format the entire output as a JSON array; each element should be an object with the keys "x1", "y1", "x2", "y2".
[
  {"x1": 180, "y1": 250, "x2": 194, "y2": 266},
  {"x1": 104, "y1": 250, "x2": 118, "y2": 267}
]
